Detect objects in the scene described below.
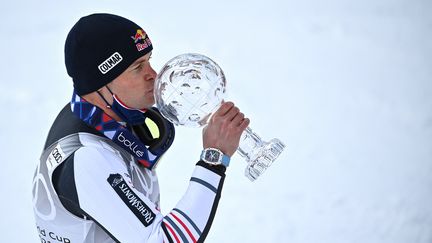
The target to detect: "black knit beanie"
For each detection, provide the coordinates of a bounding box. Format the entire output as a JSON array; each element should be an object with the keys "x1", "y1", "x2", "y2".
[{"x1": 65, "y1": 13, "x2": 153, "y2": 95}]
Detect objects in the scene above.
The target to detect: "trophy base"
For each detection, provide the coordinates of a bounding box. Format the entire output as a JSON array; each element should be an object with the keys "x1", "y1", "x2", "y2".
[{"x1": 244, "y1": 138, "x2": 285, "y2": 181}]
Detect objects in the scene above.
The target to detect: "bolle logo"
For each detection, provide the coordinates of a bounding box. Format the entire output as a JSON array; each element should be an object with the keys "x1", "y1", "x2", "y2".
[
  {"x1": 98, "y1": 52, "x2": 123, "y2": 74},
  {"x1": 117, "y1": 132, "x2": 144, "y2": 157}
]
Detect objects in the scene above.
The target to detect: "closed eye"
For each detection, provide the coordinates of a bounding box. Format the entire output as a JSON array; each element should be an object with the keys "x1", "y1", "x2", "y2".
[
  {"x1": 130, "y1": 55, "x2": 152, "y2": 71},
  {"x1": 134, "y1": 63, "x2": 142, "y2": 70}
]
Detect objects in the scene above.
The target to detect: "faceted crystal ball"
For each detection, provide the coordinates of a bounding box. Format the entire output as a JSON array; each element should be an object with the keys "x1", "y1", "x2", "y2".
[{"x1": 154, "y1": 53, "x2": 226, "y2": 127}]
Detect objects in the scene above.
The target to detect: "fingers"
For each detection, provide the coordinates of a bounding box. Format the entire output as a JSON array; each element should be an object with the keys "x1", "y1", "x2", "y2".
[
  {"x1": 231, "y1": 111, "x2": 245, "y2": 126},
  {"x1": 214, "y1": 101, "x2": 234, "y2": 117},
  {"x1": 215, "y1": 101, "x2": 241, "y2": 122},
  {"x1": 239, "y1": 117, "x2": 250, "y2": 130},
  {"x1": 225, "y1": 106, "x2": 240, "y2": 122},
  {"x1": 213, "y1": 101, "x2": 249, "y2": 130},
  {"x1": 203, "y1": 101, "x2": 250, "y2": 156}
]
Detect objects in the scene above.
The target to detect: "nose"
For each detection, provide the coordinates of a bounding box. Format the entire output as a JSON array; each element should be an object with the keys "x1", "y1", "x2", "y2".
[{"x1": 144, "y1": 63, "x2": 157, "y2": 81}]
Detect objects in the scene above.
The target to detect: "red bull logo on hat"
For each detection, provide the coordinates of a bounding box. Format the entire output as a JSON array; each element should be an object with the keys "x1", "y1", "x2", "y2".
[
  {"x1": 131, "y1": 29, "x2": 146, "y2": 43},
  {"x1": 131, "y1": 29, "x2": 152, "y2": 52}
]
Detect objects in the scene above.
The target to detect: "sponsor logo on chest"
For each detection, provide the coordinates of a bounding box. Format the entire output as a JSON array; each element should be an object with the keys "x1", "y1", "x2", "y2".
[
  {"x1": 107, "y1": 173, "x2": 156, "y2": 226},
  {"x1": 47, "y1": 144, "x2": 66, "y2": 171}
]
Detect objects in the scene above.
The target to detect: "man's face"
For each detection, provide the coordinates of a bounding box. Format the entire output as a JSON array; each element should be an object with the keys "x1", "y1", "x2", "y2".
[{"x1": 109, "y1": 52, "x2": 157, "y2": 109}]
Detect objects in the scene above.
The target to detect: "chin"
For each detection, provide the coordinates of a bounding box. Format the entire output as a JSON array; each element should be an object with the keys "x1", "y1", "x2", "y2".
[
  {"x1": 143, "y1": 98, "x2": 155, "y2": 108},
  {"x1": 148, "y1": 97, "x2": 155, "y2": 106}
]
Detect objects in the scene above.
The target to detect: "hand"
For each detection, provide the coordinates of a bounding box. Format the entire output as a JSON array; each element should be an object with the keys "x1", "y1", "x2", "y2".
[{"x1": 202, "y1": 101, "x2": 250, "y2": 157}]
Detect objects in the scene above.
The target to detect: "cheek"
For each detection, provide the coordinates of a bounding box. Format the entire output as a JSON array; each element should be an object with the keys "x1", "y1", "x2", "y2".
[
  {"x1": 145, "y1": 92, "x2": 155, "y2": 101},
  {"x1": 145, "y1": 93, "x2": 155, "y2": 106},
  {"x1": 116, "y1": 74, "x2": 154, "y2": 107}
]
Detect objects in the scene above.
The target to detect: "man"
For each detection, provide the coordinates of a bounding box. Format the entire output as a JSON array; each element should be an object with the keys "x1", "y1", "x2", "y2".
[{"x1": 32, "y1": 13, "x2": 249, "y2": 243}]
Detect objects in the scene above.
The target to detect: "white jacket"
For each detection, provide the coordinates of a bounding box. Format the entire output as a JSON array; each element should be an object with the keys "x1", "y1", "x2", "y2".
[{"x1": 32, "y1": 105, "x2": 225, "y2": 243}]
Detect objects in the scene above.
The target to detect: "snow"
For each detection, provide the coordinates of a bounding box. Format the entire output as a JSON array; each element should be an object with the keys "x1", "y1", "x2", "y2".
[{"x1": 1, "y1": 0, "x2": 431, "y2": 242}]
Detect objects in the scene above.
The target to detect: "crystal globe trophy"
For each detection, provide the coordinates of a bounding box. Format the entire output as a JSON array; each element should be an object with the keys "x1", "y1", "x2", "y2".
[{"x1": 154, "y1": 53, "x2": 285, "y2": 181}]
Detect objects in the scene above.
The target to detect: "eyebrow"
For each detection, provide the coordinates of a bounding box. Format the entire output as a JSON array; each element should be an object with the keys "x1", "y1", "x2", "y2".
[
  {"x1": 130, "y1": 54, "x2": 152, "y2": 68},
  {"x1": 131, "y1": 60, "x2": 144, "y2": 69},
  {"x1": 130, "y1": 59, "x2": 147, "y2": 70}
]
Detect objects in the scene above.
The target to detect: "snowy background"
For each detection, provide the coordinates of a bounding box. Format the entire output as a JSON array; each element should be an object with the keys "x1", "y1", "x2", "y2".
[{"x1": 1, "y1": 0, "x2": 432, "y2": 242}]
